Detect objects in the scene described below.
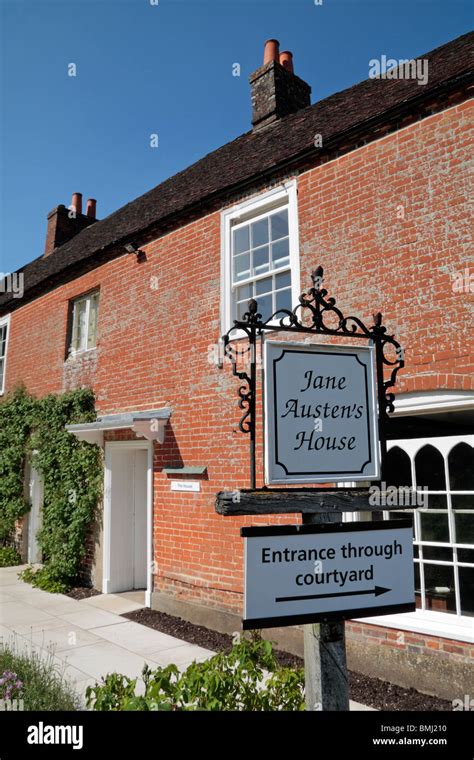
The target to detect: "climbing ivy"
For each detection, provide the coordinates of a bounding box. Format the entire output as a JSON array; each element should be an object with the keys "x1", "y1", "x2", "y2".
[
  {"x1": 0, "y1": 386, "x2": 102, "y2": 590},
  {"x1": 0, "y1": 386, "x2": 36, "y2": 543}
]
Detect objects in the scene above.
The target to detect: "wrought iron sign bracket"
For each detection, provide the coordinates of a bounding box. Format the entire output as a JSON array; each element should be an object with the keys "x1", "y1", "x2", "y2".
[{"x1": 221, "y1": 266, "x2": 404, "y2": 491}]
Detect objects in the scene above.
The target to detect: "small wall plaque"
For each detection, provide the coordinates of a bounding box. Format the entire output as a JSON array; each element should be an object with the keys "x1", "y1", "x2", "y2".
[{"x1": 170, "y1": 480, "x2": 201, "y2": 493}]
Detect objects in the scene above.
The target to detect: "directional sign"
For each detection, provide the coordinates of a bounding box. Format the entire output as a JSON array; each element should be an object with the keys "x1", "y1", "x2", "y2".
[
  {"x1": 264, "y1": 341, "x2": 379, "y2": 484},
  {"x1": 241, "y1": 520, "x2": 415, "y2": 629}
]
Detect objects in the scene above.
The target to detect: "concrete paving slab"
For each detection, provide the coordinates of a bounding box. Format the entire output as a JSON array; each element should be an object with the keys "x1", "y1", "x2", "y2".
[
  {"x1": 115, "y1": 590, "x2": 146, "y2": 606},
  {"x1": 26, "y1": 623, "x2": 101, "y2": 653},
  {"x1": 0, "y1": 601, "x2": 56, "y2": 630},
  {"x1": 93, "y1": 621, "x2": 188, "y2": 655},
  {"x1": 59, "y1": 608, "x2": 128, "y2": 631},
  {"x1": 6, "y1": 618, "x2": 68, "y2": 636},
  {"x1": 0, "y1": 590, "x2": 16, "y2": 603},
  {"x1": 350, "y1": 700, "x2": 376, "y2": 711},
  {"x1": 18, "y1": 594, "x2": 82, "y2": 616},
  {"x1": 0, "y1": 583, "x2": 48, "y2": 598},
  {"x1": 79, "y1": 594, "x2": 144, "y2": 615},
  {"x1": 60, "y1": 640, "x2": 158, "y2": 681}
]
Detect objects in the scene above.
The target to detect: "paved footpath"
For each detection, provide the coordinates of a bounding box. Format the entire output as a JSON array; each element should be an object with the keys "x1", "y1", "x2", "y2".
[{"x1": 0, "y1": 566, "x2": 373, "y2": 710}]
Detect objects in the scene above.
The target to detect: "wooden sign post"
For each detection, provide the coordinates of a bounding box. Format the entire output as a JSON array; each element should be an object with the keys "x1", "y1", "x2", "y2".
[
  {"x1": 303, "y1": 511, "x2": 349, "y2": 712},
  {"x1": 217, "y1": 266, "x2": 410, "y2": 711}
]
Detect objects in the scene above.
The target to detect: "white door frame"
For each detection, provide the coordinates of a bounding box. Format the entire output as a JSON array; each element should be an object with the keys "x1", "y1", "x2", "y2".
[{"x1": 103, "y1": 440, "x2": 154, "y2": 605}]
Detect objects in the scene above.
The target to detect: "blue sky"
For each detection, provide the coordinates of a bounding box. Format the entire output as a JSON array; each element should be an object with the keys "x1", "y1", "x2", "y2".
[{"x1": 0, "y1": 0, "x2": 472, "y2": 273}]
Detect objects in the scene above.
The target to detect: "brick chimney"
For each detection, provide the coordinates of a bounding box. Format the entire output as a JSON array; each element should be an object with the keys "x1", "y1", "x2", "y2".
[
  {"x1": 250, "y1": 39, "x2": 311, "y2": 130},
  {"x1": 44, "y1": 192, "x2": 98, "y2": 257}
]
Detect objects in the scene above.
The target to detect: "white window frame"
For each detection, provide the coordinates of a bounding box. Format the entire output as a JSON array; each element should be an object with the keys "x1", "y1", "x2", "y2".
[
  {"x1": 353, "y1": 394, "x2": 474, "y2": 643},
  {"x1": 220, "y1": 180, "x2": 300, "y2": 337},
  {"x1": 69, "y1": 291, "x2": 99, "y2": 355},
  {"x1": 0, "y1": 313, "x2": 11, "y2": 395}
]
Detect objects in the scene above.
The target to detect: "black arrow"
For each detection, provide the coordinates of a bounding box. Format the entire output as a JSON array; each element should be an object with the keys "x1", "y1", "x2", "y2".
[{"x1": 275, "y1": 586, "x2": 391, "y2": 603}]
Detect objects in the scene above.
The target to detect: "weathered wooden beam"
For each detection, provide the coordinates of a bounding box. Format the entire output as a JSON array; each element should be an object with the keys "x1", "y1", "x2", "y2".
[{"x1": 215, "y1": 487, "x2": 394, "y2": 515}]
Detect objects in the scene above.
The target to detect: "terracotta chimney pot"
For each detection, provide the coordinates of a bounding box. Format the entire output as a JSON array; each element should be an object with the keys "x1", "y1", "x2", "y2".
[
  {"x1": 86, "y1": 198, "x2": 97, "y2": 219},
  {"x1": 71, "y1": 192, "x2": 82, "y2": 216},
  {"x1": 279, "y1": 51, "x2": 294, "y2": 74},
  {"x1": 263, "y1": 39, "x2": 280, "y2": 65}
]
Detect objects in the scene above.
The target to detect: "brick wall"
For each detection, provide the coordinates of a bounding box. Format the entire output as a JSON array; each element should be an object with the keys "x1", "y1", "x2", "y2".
[
  {"x1": 5, "y1": 97, "x2": 473, "y2": 618},
  {"x1": 346, "y1": 620, "x2": 473, "y2": 662}
]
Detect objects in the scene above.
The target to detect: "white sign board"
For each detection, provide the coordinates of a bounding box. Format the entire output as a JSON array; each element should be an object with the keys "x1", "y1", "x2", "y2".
[
  {"x1": 242, "y1": 521, "x2": 415, "y2": 629},
  {"x1": 170, "y1": 481, "x2": 201, "y2": 492},
  {"x1": 264, "y1": 341, "x2": 379, "y2": 484}
]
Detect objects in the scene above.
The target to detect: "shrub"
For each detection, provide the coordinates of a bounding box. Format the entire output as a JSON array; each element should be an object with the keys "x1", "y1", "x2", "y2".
[
  {"x1": 0, "y1": 545, "x2": 22, "y2": 568},
  {"x1": 86, "y1": 633, "x2": 305, "y2": 711},
  {"x1": 0, "y1": 642, "x2": 80, "y2": 711},
  {"x1": 19, "y1": 566, "x2": 69, "y2": 595}
]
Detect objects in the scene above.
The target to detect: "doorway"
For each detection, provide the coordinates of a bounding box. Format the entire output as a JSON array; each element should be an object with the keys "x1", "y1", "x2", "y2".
[
  {"x1": 103, "y1": 442, "x2": 152, "y2": 595},
  {"x1": 25, "y1": 461, "x2": 43, "y2": 564}
]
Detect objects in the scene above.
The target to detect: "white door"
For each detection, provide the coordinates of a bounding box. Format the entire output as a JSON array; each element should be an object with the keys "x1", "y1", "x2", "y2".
[
  {"x1": 108, "y1": 447, "x2": 148, "y2": 593},
  {"x1": 27, "y1": 465, "x2": 43, "y2": 564}
]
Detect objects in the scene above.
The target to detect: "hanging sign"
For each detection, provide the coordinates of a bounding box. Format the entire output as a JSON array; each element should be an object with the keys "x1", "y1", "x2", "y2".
[{"x1": 264, "y1": 341, "x2": 379, "y2": 484}]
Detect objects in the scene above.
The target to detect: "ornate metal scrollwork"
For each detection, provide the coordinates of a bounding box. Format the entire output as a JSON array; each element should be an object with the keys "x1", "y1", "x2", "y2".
[{"x1": 222, "y1": 266, "x2": 405, "y2": 483}]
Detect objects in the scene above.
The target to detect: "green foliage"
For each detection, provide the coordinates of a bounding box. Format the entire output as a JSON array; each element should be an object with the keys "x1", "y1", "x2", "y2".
[
  {"x1": 0, "y1": 641, "x2": 80, "y2": 710},
  {"x1": 0, "y1": 386, "x2": 102, "y2": 590},
  {"x1": 86, "y1": 634, "x2": 305, "y2": 711},
  {"x1": 0, "y1": 387, "x2": 36, "y2": 542},
  {"x1": 19, "y1": 565, "x2": 69, "y2": 594},
  {"x1": 30, "y1": 388, "x2": 102, "y2": 588},
  {"x1": 0, "y1": 546, "x2": 22, "y2": 567}
]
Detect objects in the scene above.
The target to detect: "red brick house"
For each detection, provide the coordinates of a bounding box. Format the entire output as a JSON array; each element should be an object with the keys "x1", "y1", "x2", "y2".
[{"x1": 0, "y1": 32, "x2": 472, "y2": 699}]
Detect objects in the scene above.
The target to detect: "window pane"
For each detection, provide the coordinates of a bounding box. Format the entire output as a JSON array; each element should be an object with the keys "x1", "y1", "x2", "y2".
[
  {"x1": 275, "y1": 288, "x2": 292, "y2": 314},
  {"x1": 455, "y1": 514, "x2": 474, "y2": 544},
  {"x1": 459, "y1": 567, "x2": 474, "y2": 616},
  {"x1": 451, "y1": 495, "x2": 474, "y2": 511},
  {"x1": 427, "y1": 494, "x2": 448, "y2": 509},
  {"x1": 251, "y1": 218, "x2": 269, "y2": 248},
  {"x1": 0, "y1": 325, "x2": 6, "y2": 357},
  {"x1": 448, "y1": 443, "x2": 474, "y2": 490},
  {"x1": 386, "y1": 447, "x2": 412, "y2": 488},
  {"x1": 77, "y1": 300, "x2": 88, "y2": 351},
  {"x1": 236, "y1": 284, "x2": 251, "y2": 301},
  {"x1": 233, "y1": 253, "x2": 250, "y2": 282},
  {"x1": 275, "y1": 270, "x2": 291, "y2": 290},
  {"x1": 233, "y1": 226, "x2": 250, "y2": 255},
  {"x1": 271, "y1": 239, "x2": 290, "y2": 268},
  {"x1": 420, "y1": 513, "x2": 449, "y2": 543},
  {"x1": 0, "y1": 357, "x2": 4, "y2": 389},
  {"x1": 457, "y1": 548, "x2": 474, "y2": 563},
  {"x1": 414, "y1": 563, "x2": 422, "y2": 608},
  {"x1": 256, "y1": 294, "x2": 272, "y2": 321},
  {"x1": 256, "y1": 276, "x2": 272, "y2": 296},
  {"x1": 415, "y1": 445, "x2": 446, "y2": 490},
  {"x1": 87, "y1": 295, "x2": 99, "y2": 349},
  {"x1": 423, "y1": 564, "x2": 456, "y2": 614},
  {"x1": 270, "y1": 209, "x2": 289, "y2": 240},
  {"x1": 236, "y1": 300, "x2": 249, "y2": 320},
  {"x1": 423, "y1": 546, "x2": 453, "y2": 562},
  {"x1": 253, "y1": 246, "x2": 270, "y2": 275}
]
